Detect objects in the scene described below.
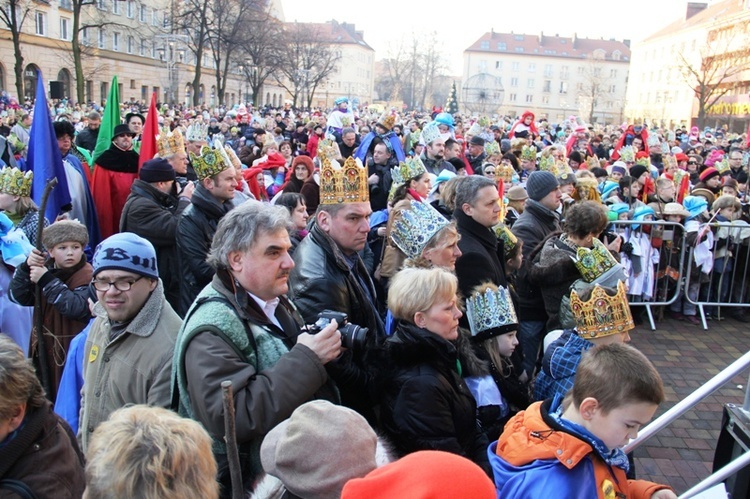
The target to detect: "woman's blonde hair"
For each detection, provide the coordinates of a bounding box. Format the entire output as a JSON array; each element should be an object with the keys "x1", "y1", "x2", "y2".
[
  {"x1": 422, "y1": 224, "x2": 459, "y2": 256},
  {"x1": 85, "y1": 405, "x2": 219, "y2": 499},
  {"x1": 388, "y1": 266, "x2": 457, "y2": 322},
  {"x1": 3, "y1": 196, "x2": 37, "y2": 218},
  {"x1": 0, "y1": 334, "x2": 45, "y2": 420}
]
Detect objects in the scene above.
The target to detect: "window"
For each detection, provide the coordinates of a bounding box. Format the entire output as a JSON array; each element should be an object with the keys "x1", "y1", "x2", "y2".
[
  {"x1": 512, "y1": 62, "x2": 519, "y2": 71},
  {"x1": 495, "y1": 61, "x2": 502, "y2": 70},
  {"x1": 151, "y1": 44, "x2": 156, "y2": 58},
  {"x1": 612, "y1": 50, "x2": 621, "y2": 61},
  {"x1": 543, "y1": 80, "x2": 551, "y2": 93},
  {"x1": 541, "y1": 95, "x2": 550, "y2": 104},
  {"x1": 113, "y1": 32, "x2": 120, "y2": 51},
  {"x1": 514, "y1": 34, "x2": 524, "y2": 41},
  {"x1": 509, "y1": 93, "x2": 517, "y2": 102},
  {"x1": 139, "y1": 4, "x2": 147, "y2": 22},
  {"x1": 96, "y1": 0, "x2": 105, "y2": 9},
  {"x1": 525, "y1": 95, "x2": 533, "y2": 103},
  {"x1": 478, "y1": 60, "x2": 487, "y2": 72},
  {"x1": 527, "y1": 78, "x2": 534, "y2": 88},
  {"x1": 98, "y1": 28, "x2": 105, "y2": 48},
  {"x1": 560, "y1": 66, "x2": 568, "y2": 79},
  {"x1": 528, "y1": 63, "x2": 535, "y2": 72},
  {"x1": 113, "y1": 0, "x2": 120, "y2": 14},
  {"x1": 34, "y1": 11, "x2": 46, "y2": 36},
  {"x1": 544, "y1": 64, "x2": 553, "y2": 77},
  {"x1": 497, "y1": 42, "x2": 506, "y2": 50},
  {"x1": 514, "y1": 47, "x2": 524, "y2": 52},
  {"x1": 140, "y1": 38, "x2": 146, "y2": 56},
  {"x1": 559, "y1": 81, "x2": 568, "y2": 94},
  {"x1": 82, "y1": 27, "x2": 91, "y2": 45},
  {"x1": 510, "y1": 77, "x2": 518, "y2": 87},
  {"x1": 127, "y1": 0, "x2": 134, "y2": 18},
  {"x1": 60, "y1": 17, "x2": 70, "y2": 40},
  {"x1": 576, "y1": 82, "x2": 583, "y2": 91},
  {"x1": 610, "y1": 69, "x2": 617, "y2": 78},
  {"x1": 59, "y1": 0, "x2": 72, "y2": 10},
  {"x1": 480, "y1": 41, "x2": 489, "y2": 49},
  {"x1": 152, "y1": 9, "x2": 159, "y2": 26},
  {"x1": 577, "y1": 66, "x2": 585, "y2": 75},
  {"x1": 127, "y1": 35, "x2": 134, "y2": 53},
  {"x1": 609, "y1": 84, "x2": 616, "y2": 93}
]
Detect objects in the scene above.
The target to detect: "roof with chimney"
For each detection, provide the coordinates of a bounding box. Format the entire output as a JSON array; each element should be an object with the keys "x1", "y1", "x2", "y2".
[
  {"x1": 465, "y1": 31, "x2": 631, "y2": 61},
  {"x1": 643, "y1": 1, "x2": 744, "y2": 41}
]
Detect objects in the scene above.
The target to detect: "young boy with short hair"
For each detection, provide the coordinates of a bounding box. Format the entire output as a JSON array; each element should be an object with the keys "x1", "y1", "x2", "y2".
[{"x1": 490, "y1": 343, "x2": 676, "y2": 499}]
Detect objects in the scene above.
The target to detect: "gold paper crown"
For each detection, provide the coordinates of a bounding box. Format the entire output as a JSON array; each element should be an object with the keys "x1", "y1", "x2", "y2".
[
  {"x1": 569, "y1": 281, "x2": 634, "y2": 339},
  {"x1": 492, "y1": 223, "x2": 517, "y2": 258},
  {"x1": 190, "y1": 145, "x2": 230, "y2": 181},
  {"x1": 484, "y1": 140, "x2": 500, "y2": 156},
  {"x1": 319, "y1": 156, "x2": 369, "y2": 205},
  {"x1": 715, "y1": 157, "x2": 730, "y2": 175},
  {"x1": 224, "y1": 145, "x2": 243, "y2": 170},
  {"x1": 317, "y1": 138, "x2": 339, "y2": 163},
  {"x1": 521, "y1": 144, "x2": 536, "y2": 161},
  {"x1": 378, "y1": 112, "x2": 395, "y2": 131},
  {"x1": 572, "y1": 177, "x2": 602, "y2": 203},
  {"x1": 467, "y1": 122, "x2": 482, "y2": 136},
  {"x1": 392, "y1": 156, "x2": 427, "y2": 185},
  {"x1": 586, "y1": 155, "x2": 599, "y2": 170},
  {"x1": 0, "y1": 167, "x2": 32, "y2": 197},
  {"x1": 618, "y1": 145, "x2": 635, "y2": 163},
  {"x1": 538, "y1": 155, "x2": 559, "y2": 176},
  {"x1": 499, "y1": 163, "x2": 515, "y2": 183},
  {"x1": 635, "y1": 156, "x2": 650, "y2": 167},
  {"x1": 664, "y1": 154, "x2": 678, "y2": 170},
  {"x1": 156, "y1": 127, "x2": 186, "y2": 158},
  {"x1": 573, "y1": 238, "x2": 618, "y2": 283}
]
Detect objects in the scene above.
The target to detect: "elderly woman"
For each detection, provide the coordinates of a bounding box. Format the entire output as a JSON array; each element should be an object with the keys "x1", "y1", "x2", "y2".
[
  {"x1": 377, "y1": 267, "x2": 490, "y2": 473},
  {"x1": 528, "y1": 201, "x2": 621, "y2": 331},
  {"x1": 0, "y1": 334, "x2": 85, "y2": 497}
]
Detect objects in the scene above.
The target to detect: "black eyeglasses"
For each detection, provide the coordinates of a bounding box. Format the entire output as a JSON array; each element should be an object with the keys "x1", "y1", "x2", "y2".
[
  {"x1": 92, "y1": 276, "x2": 144, "y2": 292},
  {"x1": 688, "y1": 161, "x2": 698, "y2": 165}
]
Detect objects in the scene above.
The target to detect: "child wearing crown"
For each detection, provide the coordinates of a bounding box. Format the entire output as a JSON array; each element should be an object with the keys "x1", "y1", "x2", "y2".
[{"x1": 491, "y1": 343, "x2": 676, "y2": 499}]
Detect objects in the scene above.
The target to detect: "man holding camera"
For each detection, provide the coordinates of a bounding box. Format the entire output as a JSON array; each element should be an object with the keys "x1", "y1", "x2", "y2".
[{"x1": 173, "y1": 201, "x2": 342, "y2": 497}]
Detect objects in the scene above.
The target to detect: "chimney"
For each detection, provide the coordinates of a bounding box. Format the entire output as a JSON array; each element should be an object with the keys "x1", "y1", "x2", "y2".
[
  {"x1": 572, "y1": 32, "x2": 577, "y2": 49},
  {"x1": 539, "y1": 31, "x2": 544, "y2": 45},
  {"x1": 686, "y1": 2, "x2": 708, "y2": 19}
]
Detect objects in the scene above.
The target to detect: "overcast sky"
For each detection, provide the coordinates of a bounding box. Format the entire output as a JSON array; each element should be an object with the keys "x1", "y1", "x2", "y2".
[{"x1": 280, "y1": 0, "x2": 711, "y2": 74}]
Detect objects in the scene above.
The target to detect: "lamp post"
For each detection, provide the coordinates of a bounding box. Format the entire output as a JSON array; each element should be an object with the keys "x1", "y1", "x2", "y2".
[{"x1": 155, "y1": 33, "x2": 188, "y2": 105}]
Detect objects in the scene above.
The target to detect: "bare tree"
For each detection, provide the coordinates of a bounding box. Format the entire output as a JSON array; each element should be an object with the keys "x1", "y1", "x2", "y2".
[
  {"x1": 174, "y1": 0, "x2": 210, "y2": 106},
  {"x1": 239, "y1": 11, "x2": 283, "y2": 107},
  {"x1": 675, "y1": 24, "x2": 750, "y2": 129},
  {"x1": 577, "y1": 55, "x2": 613, "y2": 124},
  {"x1": 0, "y1": 0, "x2": 32, "y2": 100},
  {"x1": 275, "y1": 23, "x2": 340, "y2": 108},
  {"x1": 417, "y1": 32, "x2": 448, "y2": 109}
]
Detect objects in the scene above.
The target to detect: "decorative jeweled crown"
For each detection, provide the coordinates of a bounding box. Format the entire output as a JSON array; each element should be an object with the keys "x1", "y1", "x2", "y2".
[
  {"x1": 673, "y1": 168, "x2": 688, "y2": 189},
  {"x1": 421, "y1": 122, "x2": 441, "y2": 144},
  {"x1": 570, "y1": 281, "x2": 634, "y2": 339},
  {"x1": 572, "y1": 238, "x2": 619, "y2": 283},
  {"x1": 466, "y1": 282, "x2": 518, "y2": 340},
  {"x1": 185, "y1": 122, "x2": 209, "y2": 142},
  {"x1": 715, "y1": 157, "x2": 730, "y2": 175},
  {"x1": 492, "y1": 223, "x2": 517, "y2": 258},
  {"x1": 618, "y1": 145, "x2": 635, "y2": 163},
  {"x1": 390, "y1": 200, "x2": 450, "y2": 259},
  {"x1": 190, "y1": 145, "x2": 230, "y2": 181},
  {"x1": 0, "y1": 167, "x2": 32, "y2": 197},
  {"x1": 392, "y1": 156, "x2": 427, "y2": 186},
  {"x1": 484, "y1": 140, "x2": 500, "y2": 156},
  {"x1": 635, "y1": 156, "x2": 650, "y2": 167},
  {"x1": 478, "y1": 116, "x2": 490, "y2": 128},
  {"x1": 224, "y1": 145, "x2": 243, "y2": 170},
  {"x1": 317, "y1": 138, "x2": 339, "y2": 163},
  {"x1": 538, "y1": 155, "x2": 559, "y2": 176},
  {"x1": 467, "y1": 122, "x2": 482, "y2": 136},
  {"x1": 319, "y1": 156, "x2": 369, "y2": 205},
  {"x1": 378, "y1": 112, "x2": 395, "y2": 131},
  {"x1": 586, "y1": 155, "x2": 599, "y2": 170},
  {"x1": 156, "y1": 127, "x2": 186, "y2": 158},
  {"x1": 521, "y1": 144, "x2": 536, "y2": 161},
  {"x1": 664, "y1": 154, "x2": 677, "y2": 170}
]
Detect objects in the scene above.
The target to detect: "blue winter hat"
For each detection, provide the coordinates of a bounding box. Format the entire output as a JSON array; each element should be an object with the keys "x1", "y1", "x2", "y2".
[
  {"x1": 683, "y1": 195, "x2": 708, "y2": 221},
  {"x1": 430, "y1": 169, "x2": 456, "y2": 196},
  {"x1": 600, "y1": 181, "x2": 620, "y2": 200},
  {"x1": 92, "y1": 232, "x2": 158, "y2": 279},
  {"x1": 632, "y1": 206, "x2": 655, "y2": 230},
  {"x1": 334, "y1": 97, "x2": 348, "y2": 106},
  {"x1": 434, "y1": 112, "x2": 454, "y2": 128}
]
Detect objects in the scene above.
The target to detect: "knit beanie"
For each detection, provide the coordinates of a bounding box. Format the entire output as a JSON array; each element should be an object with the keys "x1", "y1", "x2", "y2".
[
  {"x1": 629, "y1": 164, "x2": 648, "y2": 180},
  {"x1": 139, "y1": 158, "x2": 176, "y2": 183},
  {"x1": 341, "y1": 451, "x2": 495, "y2": 499},
  {"x1": 526, "y1": 171, "x2": 559, "y2": 201},
  {"x1": 699, "y1": 167, "x2": 720, "y2": 183},
  {"x1": 42, "y1": 220, "x2": 89, "y2": 250},
  {"x1": 610, "y1": 162, "x2": 627, "y2": 176},
  {"x1": 260, "y1": 400, "x2": 378, "y2": 499},
  {"x1": 92, "y1": 232, "x2": 158, "y2": 279}
]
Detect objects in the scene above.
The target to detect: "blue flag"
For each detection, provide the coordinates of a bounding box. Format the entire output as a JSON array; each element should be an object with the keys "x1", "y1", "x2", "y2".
[{"x1": 27, "y1": 71, "x2": 71, "y2": 222}]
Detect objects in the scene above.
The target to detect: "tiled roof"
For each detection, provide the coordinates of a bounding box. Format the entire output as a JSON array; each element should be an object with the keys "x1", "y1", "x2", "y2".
[
  {"x1": 643, "y1": 0, "x2": 745, "y2": 42},
  {"x1": 285, "y1": 20, "x2": 374, "y2": 51},
  {"x1": 465, "y1": 31, "x2": 630, "y2": 61}
]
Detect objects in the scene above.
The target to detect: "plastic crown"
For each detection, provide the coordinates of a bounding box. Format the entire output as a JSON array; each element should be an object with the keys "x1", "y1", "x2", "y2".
[
  {"x1": 467, "y1": 122, "x2": 482, "y2": 137},
  {"x1": 618, "y1": 145, "x2": 635, "y2": 163},
  {"x1": 0, "y1": 167, "x2": 32, "y2": 197},
  {"x1": 190, "y1": 145, "x2": 230, "y2": 181},
  {"x1": 378, "y1": 112, "x2": 395, "y2": 131},
  {"x1": 492, "y1": 223, "x2": 517, "y2": 257},
  {"x1": 538, "y1": 155, "x2": 558, "y2": 176},
  {"x1": 520, "y1": 144, "x2": 536, "y2": 161},
  {"x1": 319, "y1": 156, "x2": 369, "y2": 205},
  {"x1": 572, "y1": 238, "x2": 619, "y2": 283},
  {"x1": 715, "y1": 157, "x2": 730, "y2": 175},
  {"x1": 635, "y1": 156, "x2": 650, "y2": 167},
  {"x1": 392, "y1": 156, "x2": 427, "y2": 186},
  {"x1": 185, "y1": 122, "x2": 209, "y2": 143},
  {"x1": 466, "y1": 282, "x2": 518, "y2": 340},
  {"x1": 569, "y1": 281, "x2": 634, "y2": 339},
  {"x1": 156, "y1": 127, "x2": 186, "y2": 158},
  {"x1": 484, "y1": 140, "x2": 500, "y2": 156},
  {"x1": 390, "y1": 200, "x2": 449, "y2": 259},
  {"x1": 421, "y1": 122, "x2": 441, "y2": 145}
]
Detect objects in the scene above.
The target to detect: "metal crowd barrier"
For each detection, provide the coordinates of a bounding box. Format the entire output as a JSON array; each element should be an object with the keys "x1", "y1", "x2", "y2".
[{"x1": 683, "y1": 221, "x2": 750, "y2": 330}]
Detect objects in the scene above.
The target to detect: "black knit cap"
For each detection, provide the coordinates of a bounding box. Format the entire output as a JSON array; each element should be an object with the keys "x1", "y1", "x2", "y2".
[{"x1": 140, "y1": 158, "x2": 176, "y2": 183}]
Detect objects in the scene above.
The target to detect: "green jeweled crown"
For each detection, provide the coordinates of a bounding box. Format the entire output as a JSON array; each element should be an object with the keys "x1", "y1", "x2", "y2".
[
  {"x1": 190, "y1": 145, "x2": 230, "y2": 180},
  {"x1": 538, "y1": 155, "x2": 559, "y2": 176},
  {"x1": 715, "y1": 157, "x2": 730, "y2": 175},
  {"x1": 392, "y1": 156, "x2": 427, "y2": 186},
  {"x1": 484, "y1": 140, "x2": 500, "y2": 156},
  {"x1": 390, "y1": 200, "x2": 449, "y2": 259},
  {"x1": 466, "y1": 283, "x2": 518, "y2": 340},
  {"x1": 635, "y1": 156, "x2": 650, "y2": 167},
  {"x1": 618, "y1": 145, "x2": 635, "y2": 163},
  {"x1": 521, "y1": 144, "x2": 536, "y2": 161},
  {"x1": 492, "y1": 223, "x2": 517, "y2": 258},
  {"x1": 573, "y1": 238, "x2": 619, "y2": 283},
  {"x1": 0, "y1": 167, "x2": 32, "y2": 197}
]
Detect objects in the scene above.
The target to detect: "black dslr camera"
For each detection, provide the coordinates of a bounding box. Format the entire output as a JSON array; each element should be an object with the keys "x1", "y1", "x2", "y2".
[{"x1": 307, "y1": 310, "x2": 369, "y2": 353}]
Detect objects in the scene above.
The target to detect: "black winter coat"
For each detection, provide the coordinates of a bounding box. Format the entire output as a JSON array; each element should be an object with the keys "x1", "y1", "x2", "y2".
[
  {"x1": 378, "y1": 322, "x2": 490, "y2": 474},
  {"x1": 176, "y1": 184, "x2": 233, "y2": 316},
  {"x1": 453, "y1": 209, "x2": 507, "y2": 302},
  {"x1": 121, "y1": 179, "x2": 190, "y2": 312}
]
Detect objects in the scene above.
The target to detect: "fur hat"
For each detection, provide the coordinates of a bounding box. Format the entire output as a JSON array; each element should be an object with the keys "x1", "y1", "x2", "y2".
[
  {"x1": 42, "y1": 220, "x2": 89, "y2": 250},
  {"x1": 526, "y1": 171, "x2": 559, "y2": 202},
  {"x1": 662, "y1": 202, "x2": 689, "y2": 218},
  {"x1": 92, "y1": 232, "x2": 158, "y2": 279},
  {"x1": 341, "y1": 451, "x2": 495, "y2": 499},
  {"x1": 260, "y1": 400, "x2": 378, "y2": 499}
]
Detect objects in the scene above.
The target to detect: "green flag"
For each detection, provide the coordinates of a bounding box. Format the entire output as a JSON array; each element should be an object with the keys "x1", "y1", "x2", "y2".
[{"x1": 92, "y1": 75, "x2": 121, "y2": 163}]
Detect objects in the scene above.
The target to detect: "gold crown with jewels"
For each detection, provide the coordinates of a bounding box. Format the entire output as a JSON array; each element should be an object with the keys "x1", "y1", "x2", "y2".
[
  {"x1": 319, "y1": 156, "x2": 369, "y2": 205},
  {"x1": 569, "y1": 280, "x2": 634, "y2": 339},
  {"x1": 190, "y1": 145, "x2": 230, "y2": 181},
  {"x1": 0, "y1": 167, "x2": 32, "y2": 197},
  {"x1": 521, "y1": 144, "x2": 536, "y2": 161},
  {"x1": 573, "y1": 237, "x2": 619, "y2": 283},
  {"x1": 156, "y1": 127, "x2": 186, "y2": 158}
]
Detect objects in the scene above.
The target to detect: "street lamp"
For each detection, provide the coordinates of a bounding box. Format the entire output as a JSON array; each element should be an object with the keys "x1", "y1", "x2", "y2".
[{"x1": 155, "y1": 34, "x2": 188, "y2": 105}]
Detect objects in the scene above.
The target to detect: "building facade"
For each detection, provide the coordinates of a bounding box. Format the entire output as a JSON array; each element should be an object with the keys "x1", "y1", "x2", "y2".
[
  {"x1": 462, "y1": 31, "x2": 631, "y2": 124},
  {"x1": 625, "y1": 0, "x2": 750, "y2": 132}
]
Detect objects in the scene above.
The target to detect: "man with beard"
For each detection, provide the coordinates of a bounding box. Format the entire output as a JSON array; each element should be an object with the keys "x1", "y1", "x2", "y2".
[
  {"x1": 338, "y1": 127, "x2": 360, "y2": 159},
  {"x1": 91, "y1": 124, "x2": 139, "y2": 239},
  {"x1": 420, "y1": 122, "x2": 456, "y2": 177}
]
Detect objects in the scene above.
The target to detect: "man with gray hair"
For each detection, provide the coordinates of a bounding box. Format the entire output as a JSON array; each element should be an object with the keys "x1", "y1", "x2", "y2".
[
  {"x1": 453, "y1": 175, "x2": 507, "y2": 299},
  {"x1": 172, "y1": 201, "x2": 342, "y2": 497}
]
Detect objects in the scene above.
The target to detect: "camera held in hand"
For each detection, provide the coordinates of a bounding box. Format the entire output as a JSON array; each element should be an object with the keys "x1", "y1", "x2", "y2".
[{"x1": 306, "y1": 310, "x2": 369, "y2": 353}]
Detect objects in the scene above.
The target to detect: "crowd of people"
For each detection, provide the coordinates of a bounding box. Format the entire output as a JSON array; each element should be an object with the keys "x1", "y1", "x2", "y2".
[{"x1": 5, "y1": 95, "x2": 749, "y2": 497}]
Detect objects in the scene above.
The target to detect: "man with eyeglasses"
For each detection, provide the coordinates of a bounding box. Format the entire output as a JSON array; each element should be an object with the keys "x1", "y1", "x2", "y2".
[
  {"x1": 727, "y1": 147, "x2": 746, "y2": 180},
  {"x1": 79, "y1": 233, "x2": 181, "y2": 452}
]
